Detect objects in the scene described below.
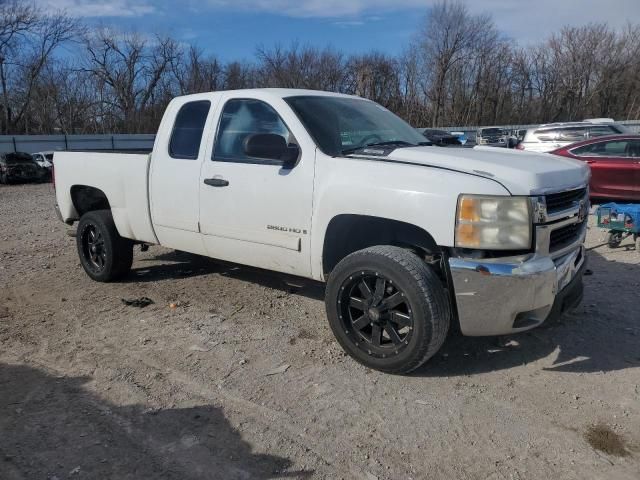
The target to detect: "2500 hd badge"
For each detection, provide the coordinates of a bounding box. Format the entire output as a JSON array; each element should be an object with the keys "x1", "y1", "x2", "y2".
[{"x1": 267, "y1": 225, "x2": 308, "y2": 235}]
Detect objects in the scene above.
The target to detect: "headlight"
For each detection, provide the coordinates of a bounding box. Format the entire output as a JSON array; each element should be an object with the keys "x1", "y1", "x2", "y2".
[{"x1": 455, "y1": 195, "x2": 531, "y2": 250}]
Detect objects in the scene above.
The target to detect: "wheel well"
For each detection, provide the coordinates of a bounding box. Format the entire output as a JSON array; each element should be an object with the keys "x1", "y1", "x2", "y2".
[
  {"x1": 322, "y1": 215, "x2": 439, "y2": 275},
  {"x1": 70, "y1": 185, "x2": 111, "y2": 217}
]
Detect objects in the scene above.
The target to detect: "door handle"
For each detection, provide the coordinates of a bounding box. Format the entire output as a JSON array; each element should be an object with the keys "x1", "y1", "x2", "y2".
[{"x1": 204, "y1": 177, "x2": 229, "y2": 187}]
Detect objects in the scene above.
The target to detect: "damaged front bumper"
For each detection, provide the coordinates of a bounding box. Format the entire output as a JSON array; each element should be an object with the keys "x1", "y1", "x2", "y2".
[{"x1": 449, "y1": 246, "x2": 585, "y2": 336}]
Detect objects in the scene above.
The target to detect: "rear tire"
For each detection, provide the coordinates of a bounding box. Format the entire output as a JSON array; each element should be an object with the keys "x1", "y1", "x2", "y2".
[
  {"x1": 76, "y1": 210, "x2": 133, "y2": 282},
  {"x1": 325, "y1": 246, "x2": 450, "y2": 374},
  {"x1": 607, "y1": 231, "x2": 623, "y2": 248}
]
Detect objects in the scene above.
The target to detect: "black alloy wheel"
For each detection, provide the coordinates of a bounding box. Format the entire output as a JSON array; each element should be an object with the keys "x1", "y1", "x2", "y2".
[
  {"x1": 338, "y1": 272, "x2": 414, "y2": 358},
  {"x1": 81, "y1": 224, "x2": 107, "y2": 273},
  {"x1": 76, "y1": 210, "x2": 133, "y2": 282},
  {"x1": 325, "y1": 246, "x2": 450, "y2": 374}
]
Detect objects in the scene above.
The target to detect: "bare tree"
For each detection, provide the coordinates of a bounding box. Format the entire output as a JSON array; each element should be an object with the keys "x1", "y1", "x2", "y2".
[
  {"x1": 256, "y1": 43, "x2": 345, "y2": 90},
  {"x1": 0, "y1": 0, "x2": 37, "y2": 132},
  {"x1": 170, "y1": 45, "x2": 224, "y2": 95},
  {"x1": 1, "y1": 0, "x2": 640, "y2": 135},
  {"x1": 10, "y1": 12, "x2": 79, "y2": 132},
  {"x1": 82, "y1": 28, "x2": 178, "y2": 132},
  {"x1": 345, "y1": 52, "x2": 400, "y2": 109},
  {"x1": 415, "y1": 1, "x2": 487, "y2": 126}
]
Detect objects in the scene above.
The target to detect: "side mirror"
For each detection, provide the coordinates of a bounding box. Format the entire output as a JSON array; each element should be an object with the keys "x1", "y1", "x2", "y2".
[{"x1": 243, "y1": 133, "x2": 299, "y2": 168}]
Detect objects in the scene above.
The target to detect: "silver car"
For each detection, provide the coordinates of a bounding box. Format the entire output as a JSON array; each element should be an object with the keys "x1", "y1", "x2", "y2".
[{"x1": 517, "y1": 120, "x2": 630, "y2": 153}]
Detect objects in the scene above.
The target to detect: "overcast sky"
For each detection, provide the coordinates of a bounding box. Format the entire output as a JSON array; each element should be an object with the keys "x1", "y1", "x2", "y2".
[{"x1": 37, "y1": 0, "x2": 640, "y2": 58}]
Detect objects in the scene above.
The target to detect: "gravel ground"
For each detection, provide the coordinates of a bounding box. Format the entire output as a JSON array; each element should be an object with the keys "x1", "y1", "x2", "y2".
[{"x1": 1, "y1": 183, "x2": 639, "y2": 480}]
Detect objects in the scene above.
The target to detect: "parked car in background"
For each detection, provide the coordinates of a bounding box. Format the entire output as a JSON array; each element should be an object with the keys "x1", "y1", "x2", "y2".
[
  {"x1": 32, "y1": 151, "x2": 54, "y2": 168},
  {"x1": 0, "y1": 152, "x2": 48, "y2": 184},
  {"x1": 516, "y1": 121, "x2": 630, "y2": 153},
  {"x1": 421, "y1": 128, "x2": 463, "y2": 147},
  {"x1": 476, "y1": 127, "x2": 507, "y2": 147},
  {"x1": 31, "y1": 151, "x2": 54, "y2": 181},
  {"x1": 550, "y1": 135, "x2": 640, "y2": 201},
  {"x1": 449, "y1": 131, "x2": 469, "y2": 145}
]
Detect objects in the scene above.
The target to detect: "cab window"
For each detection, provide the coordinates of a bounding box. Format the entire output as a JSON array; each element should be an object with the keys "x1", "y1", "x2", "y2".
[
  {"x1": 213, "y1": 98, "x2": 295, "y2": 164},
  {"x1": 169, "y1": 100, "x2": 211, "y2": 160}
]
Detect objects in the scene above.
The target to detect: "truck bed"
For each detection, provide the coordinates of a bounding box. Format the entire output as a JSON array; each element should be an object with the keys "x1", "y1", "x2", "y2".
[{"x1": 54, "y1": 152, "x2": 158, "y2": 244}]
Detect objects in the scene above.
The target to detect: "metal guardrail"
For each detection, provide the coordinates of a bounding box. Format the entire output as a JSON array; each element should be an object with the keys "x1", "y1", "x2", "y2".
[
  {"x1": 0, "y1": 134, "x2": 155, "y2": 154},
  {"x1": 2, "y1": 120, "x2": 640, "y2": 153}
]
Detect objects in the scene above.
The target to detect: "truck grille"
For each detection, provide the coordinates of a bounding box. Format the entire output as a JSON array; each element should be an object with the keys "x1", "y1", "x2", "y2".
[
  {"x1": 545, "y1": 188, "x2": 587, "y2": 214},
  {"x1": 549, "y1": 220, "x2": 586, "y2": 252}
]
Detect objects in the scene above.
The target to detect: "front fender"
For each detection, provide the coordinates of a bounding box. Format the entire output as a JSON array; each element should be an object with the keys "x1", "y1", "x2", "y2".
[{"x1": 310, "y1": 154, "x2": 510, "y2": 280}]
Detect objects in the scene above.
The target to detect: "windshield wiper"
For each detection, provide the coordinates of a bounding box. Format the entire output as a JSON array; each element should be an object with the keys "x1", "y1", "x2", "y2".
[{"x1": 342, "y1": 140, "x2": 418, "y2": 155}]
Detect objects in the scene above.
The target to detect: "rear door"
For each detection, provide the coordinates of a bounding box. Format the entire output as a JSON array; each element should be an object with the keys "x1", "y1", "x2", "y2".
[
  {"x1": 570, "y1": 139, "x2": 640, "y2": 200},
  {"x1": 149, "y1": 96, "x2": 220, "y2": 254},
  {"x1": 627, "y1": 139, "x2": 640, "y2": 201}
]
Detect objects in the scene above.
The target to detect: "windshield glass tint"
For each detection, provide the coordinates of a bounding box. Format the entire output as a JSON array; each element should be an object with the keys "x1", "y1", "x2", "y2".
[{"x1": 285, "y1": 96, "x2": 426, "y2": 156}]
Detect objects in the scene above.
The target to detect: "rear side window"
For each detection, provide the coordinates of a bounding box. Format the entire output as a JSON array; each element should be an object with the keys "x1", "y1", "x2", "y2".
[
  {"x1": 556, "y1": 128, "x2": 587, "y2": 142},
  {"x1": 169, "y1": 100, "x2": 211, "y2": 159},
  {"x1": 535, "y1": 127, "x2": 587, "y2": 142},
  {"x1": 588, "y1": 125, "x2": 617, "y2": 137},
  {"x1": 571, "y1": 140, "x2": 631, "y2": 157},
  {"x1": 533, "y1": 129, "x2": 558, "y2": 142}
]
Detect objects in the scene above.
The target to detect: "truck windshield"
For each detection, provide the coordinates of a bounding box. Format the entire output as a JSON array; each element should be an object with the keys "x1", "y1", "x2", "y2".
[{"x1": 285, "y1": 96, "x2": 427, "y2": 156}]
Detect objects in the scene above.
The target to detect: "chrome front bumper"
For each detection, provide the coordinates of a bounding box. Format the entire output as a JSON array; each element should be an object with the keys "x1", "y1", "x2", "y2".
[
  {"x1": 449, "y1": 185, "x2": 589, "y2": 336},
  {"x1": 448, "y1": 187, "x2": 588, "y2": 336},
  {"x1": 449, "y1": 245, "x2": 585, "y2": 336}
]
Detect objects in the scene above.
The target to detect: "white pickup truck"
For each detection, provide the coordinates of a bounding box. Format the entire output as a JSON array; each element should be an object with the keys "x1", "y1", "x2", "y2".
[{"x1": 54, "y1": 89, "x2": 590, "y2": 373}]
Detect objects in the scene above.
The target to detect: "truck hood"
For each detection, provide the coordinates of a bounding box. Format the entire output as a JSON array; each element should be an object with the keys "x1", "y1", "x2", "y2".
[{"x1": 366, "y1": 145, "x2": 590, "y2": 195}]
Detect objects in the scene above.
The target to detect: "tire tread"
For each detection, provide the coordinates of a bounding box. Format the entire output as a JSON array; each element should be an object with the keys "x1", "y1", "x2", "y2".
[
  {"x1": 327, "y1": 245, "x2": 450, "y2": 374},
  {"x1": 76, "y1": 210, "x2": 133, "y2": 282}
]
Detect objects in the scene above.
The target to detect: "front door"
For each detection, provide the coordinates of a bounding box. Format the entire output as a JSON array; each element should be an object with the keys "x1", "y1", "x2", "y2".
[
  {"x1": 572, "y1": 139, "x2": 640, "y2": 200},
  {"x1": 198, "y1": 95, "x2": 315, "y2": 276}
]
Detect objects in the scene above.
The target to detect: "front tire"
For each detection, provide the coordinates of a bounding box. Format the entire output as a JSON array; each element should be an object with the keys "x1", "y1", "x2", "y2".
[
  {"x1": 325, "y1": 246, "x2": 450, "y2": 374},
  {"x1": 76, "y1": 210, "x2": 133, "y2": 282}
]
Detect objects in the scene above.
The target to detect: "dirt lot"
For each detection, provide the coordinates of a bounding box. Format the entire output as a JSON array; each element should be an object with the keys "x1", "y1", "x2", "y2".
[{"x1": 1, "y1": 183, "x2": 639, "y2": 480}]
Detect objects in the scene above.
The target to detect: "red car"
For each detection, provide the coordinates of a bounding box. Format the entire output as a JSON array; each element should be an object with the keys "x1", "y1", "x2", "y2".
[{"x1": 551, "y1": 135, "x2": 640, "y2": 201}]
